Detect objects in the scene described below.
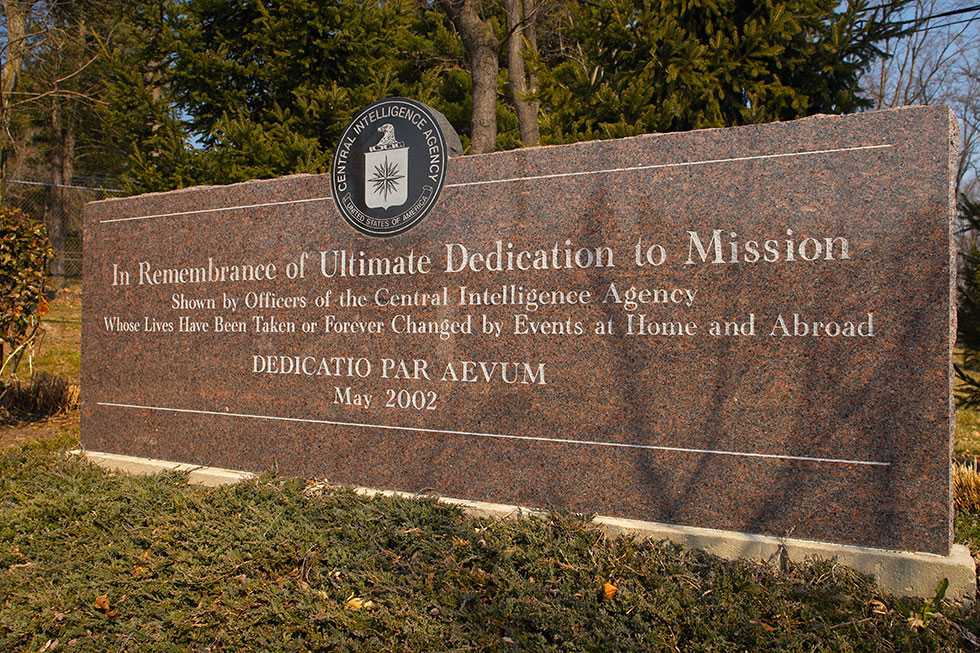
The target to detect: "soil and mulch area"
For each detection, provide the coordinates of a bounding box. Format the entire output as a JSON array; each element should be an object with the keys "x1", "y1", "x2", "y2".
[
  {"x1": 0, "y1": 413, "x2": 76, "y2": 451},
  {"x1": 0, "y1": 436, "x2": 978, "y2": 652}
]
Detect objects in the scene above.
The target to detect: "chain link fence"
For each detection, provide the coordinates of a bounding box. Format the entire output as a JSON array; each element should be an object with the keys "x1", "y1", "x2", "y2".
[{"x1": 2, "y1": 178, "x2": 123, "y2": 279}]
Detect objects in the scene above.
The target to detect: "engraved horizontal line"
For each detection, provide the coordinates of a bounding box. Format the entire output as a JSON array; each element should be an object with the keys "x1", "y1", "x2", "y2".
[
  {"x1": 443, "y1": 144, "x2": 895, "y2": 189},
  {"x1": 96, "y1": 401, "x2": 891, "y2": 467},
  {"x1": 99, "y1": 143, "x2": 893, "y2": 224},
  {"x1": 99, "y1": 195, "x2": 332, "y2": 224}
]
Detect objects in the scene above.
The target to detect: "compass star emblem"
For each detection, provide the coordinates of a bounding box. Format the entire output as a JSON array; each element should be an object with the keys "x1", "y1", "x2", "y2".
[
  {"x1": 368, "y1": 156, "x2": 404, "y2": 204},
  {"x1": 332, "y1": 97, "x2": 451, "y2": 235},
  {"x1": 362, "y1": 123, "x2": 409, "y2": 211}
]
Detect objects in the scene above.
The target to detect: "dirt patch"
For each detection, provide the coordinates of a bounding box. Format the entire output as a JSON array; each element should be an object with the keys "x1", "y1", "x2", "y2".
[{"x1": 0, "y1": 410, "x2": 78, "y2": 450}]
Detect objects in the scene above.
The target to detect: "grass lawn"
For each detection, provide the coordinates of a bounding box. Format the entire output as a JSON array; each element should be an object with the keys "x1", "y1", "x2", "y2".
[
  {"x1": 12, "y1": 283, "x2": 82, "y2": 385},
  {"x1": 1, "y1": 285, "x2": 980, "y2": 650},
  {"x1": 1, "y1": 437, "x2": 978, "y2": 652},
  {"x1": 956, "y1": 408, "x2": 980, "y2": 460},
  {"x1": 1, "y1": 283, "x2": 81, "y2": 450},
  {"x1": 954, "y1": 351, "x2": 980, "y2": 460}
]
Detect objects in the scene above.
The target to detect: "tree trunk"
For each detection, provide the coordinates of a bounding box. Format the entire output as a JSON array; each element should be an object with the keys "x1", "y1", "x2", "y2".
[
  {"x1": 524, "y1": 0, "x2": 539, "y2": 104},
  {"x1": 46, "y1": 97, "x2": 70, "y2": 277},
  {"x1": 440, "y1": 0, "x2": 499, "y2": 154},
  {"x1": 504, "y1": 0, "x2": 540, "y2": 146},
  {"x1": 0, "y1": 1, "x2": 26, "y2": 106},
  {"x1": 1, "y1": 0, "x2": 30, "y2": 203}
]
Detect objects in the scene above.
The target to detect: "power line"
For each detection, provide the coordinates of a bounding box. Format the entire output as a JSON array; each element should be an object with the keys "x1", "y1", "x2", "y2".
[
  {"x1": 887, "y1": 3, "x2": 980, "y2": 25},
  {"x1": 902, "y1": 13, "x2": 980, "y2": 33},
  {"x1": 7, "y1": 179, "x2": 122, "y2": 193},
  {"x1": 855, "y1": 1, "x2": 906, "y2": 13},
  {"x1": 853, "y1": 2, "x2": 980, "y2": 32},
  {"x1": 855, "y1": 1, "x2": 980, "y2": 22}
]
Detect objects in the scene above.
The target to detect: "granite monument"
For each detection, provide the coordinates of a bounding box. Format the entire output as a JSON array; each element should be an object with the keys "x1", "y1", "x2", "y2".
[{"x1": 83, "y1": 104, "x2": 965, "y2": 590}]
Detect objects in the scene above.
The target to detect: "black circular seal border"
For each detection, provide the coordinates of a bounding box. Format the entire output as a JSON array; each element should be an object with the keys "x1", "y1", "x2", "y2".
[{"x1": 331, "y1": 97, "x2": 449, "y2": 238}]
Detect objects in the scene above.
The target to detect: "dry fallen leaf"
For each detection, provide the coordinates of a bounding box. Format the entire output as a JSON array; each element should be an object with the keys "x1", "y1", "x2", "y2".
[
  {"x1": 94, "y1": 594, "x2": 117, "y2": 618},
  {"x1": 602, "y1": 581, "x2": 618, "y2": 601},
  {"x1": 868, "y1": 599, "x2": 888, "y2": 614},
  {"x1": 344, "y1": 594, "x2": 375, "y2": 610},
  {"x1": 470, "y1": 568, "x2": 488, "y2": 585},
  {"x1": 750, "y1": 620, "x2": 776, "y2": 632},
  {"x1": 303, "y1": 480, "x2": 331, "y2": 497}
]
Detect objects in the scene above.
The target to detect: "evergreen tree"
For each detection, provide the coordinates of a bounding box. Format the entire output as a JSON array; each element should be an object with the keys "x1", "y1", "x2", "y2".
[
  {"x1": 163, "y1": 0, "x2": 467, "y2": 184},
  {"x1": 532, "y1": 0, "x2": 901, "y2": 142},
  {"x1": 95, "y1": 1, "x2": 204, "y2": 193},
  {"x1": 96, "y1": 0, "x2": 905, "y2": 190}
]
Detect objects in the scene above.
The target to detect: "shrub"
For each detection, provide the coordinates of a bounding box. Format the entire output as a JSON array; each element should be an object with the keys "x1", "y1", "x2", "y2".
[
  {"x1": 0, "y1": 371, "x2": 79, "y2": 418},
  {"x1": 954, "y1": 461, "x2": 980, "y2": 513},
  {"x1": 0, "y1": 207, "x2": 53, "y2": 375}
]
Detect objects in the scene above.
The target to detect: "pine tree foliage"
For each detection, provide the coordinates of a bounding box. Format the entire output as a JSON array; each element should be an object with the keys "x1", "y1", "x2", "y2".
[
  {"x1": 160, "y1": 0, "x2": 466, "y2": 185},
  {"x1": 531, "y1": 0, "x2": 901, "y2": 142},
  {"x1": 80, "y1": 0, "x2": 902, "y2": 191},
  {"x1": 96, "y1": 1, "x2": 202, "y2": 192}
]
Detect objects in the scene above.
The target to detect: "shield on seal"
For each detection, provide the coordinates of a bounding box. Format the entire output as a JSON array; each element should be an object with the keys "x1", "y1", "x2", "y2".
[{"x1": 364, "y1": 124, "x2": 409, "y2": 210}]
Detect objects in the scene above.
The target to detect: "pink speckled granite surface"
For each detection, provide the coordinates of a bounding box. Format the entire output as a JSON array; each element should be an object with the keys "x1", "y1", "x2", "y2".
[{"x1": 82, "y1": 105, "x2": 956, "y2": 555}]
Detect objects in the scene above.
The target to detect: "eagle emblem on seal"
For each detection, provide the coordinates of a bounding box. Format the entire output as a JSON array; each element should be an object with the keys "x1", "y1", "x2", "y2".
[{"x1": 364, "y1": 123, "x2": 408, "y2": 210}]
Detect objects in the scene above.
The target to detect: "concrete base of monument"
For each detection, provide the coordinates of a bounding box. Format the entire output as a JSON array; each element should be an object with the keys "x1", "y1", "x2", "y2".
[{"x1": 76, "y1": 449, "x2": 977, "y2": 602}]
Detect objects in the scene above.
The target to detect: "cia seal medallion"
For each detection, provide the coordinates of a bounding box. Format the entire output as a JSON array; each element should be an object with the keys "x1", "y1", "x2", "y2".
[{"x1": 331, "y1": 98, "x2": 450, "y2": 237}]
